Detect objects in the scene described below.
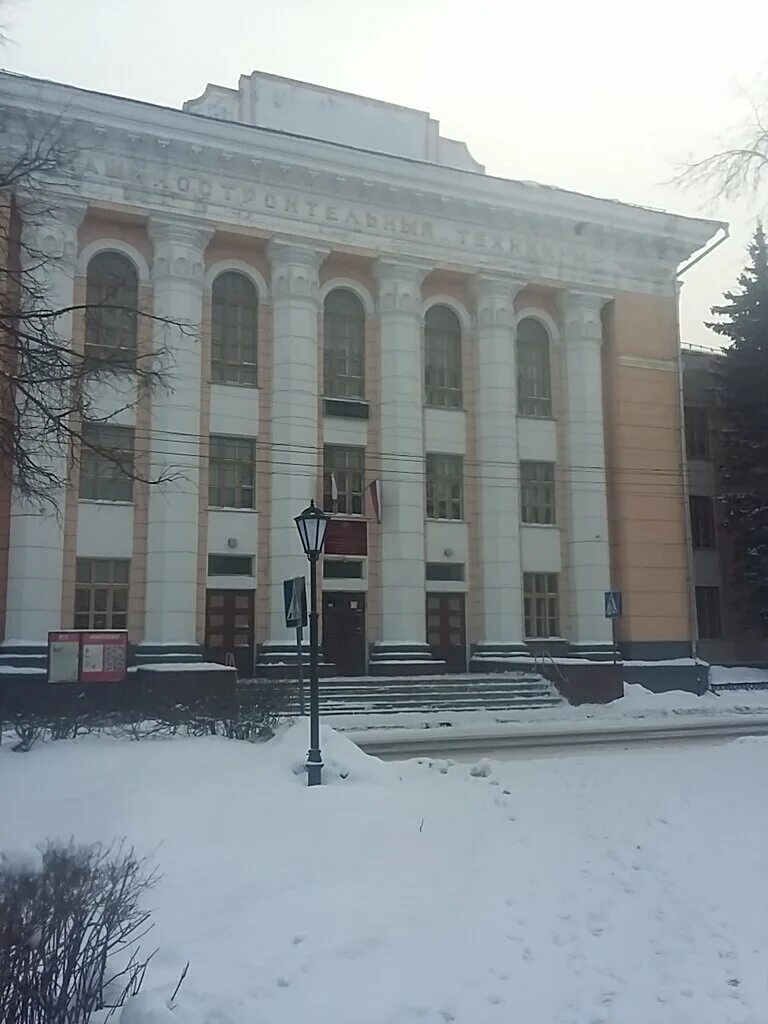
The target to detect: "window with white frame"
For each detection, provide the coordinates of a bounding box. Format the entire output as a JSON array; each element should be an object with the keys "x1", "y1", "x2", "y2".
[
  {"x1": 79, "y1": 423, "x2": 135, "y2": 502},
  {"x1": 323, "y1": 445, "x2": 365, "y2": 515},
  {"x1": 74, "y1": 558, "x2": 129, "y2": 630},
  {"x1": 211, "y1": 271, "x2": 258, "y2": 386},
  {"x1": 426, "y1": 453, "x2": 464, "y2": 520},
  {"x1": 85, "y1": 252, "x2": 138, "y2": 363},
  {"x1": 323, "y1": 288, "x2": 365, "y2": 400},
  {"x1": 209, "y1": 436, "x2": 257, "y2": 509},
  {"x1": 424, "y1": 304, "x2": 462, "y2": 409},
  {"x1": 523, "y1": 572, "x2": 560, "y2": 638},
  {"x1": 520, "y1": 461, "x2": 556, "y2": 524},
  {"x1": 517, "y1": 317, "x2": 552, "y2": 417}
]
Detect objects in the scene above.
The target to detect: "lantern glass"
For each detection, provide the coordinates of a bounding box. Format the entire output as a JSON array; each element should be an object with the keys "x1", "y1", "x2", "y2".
[{"x1": 295, "y1": 500, "x2": 329, "y2": 558}]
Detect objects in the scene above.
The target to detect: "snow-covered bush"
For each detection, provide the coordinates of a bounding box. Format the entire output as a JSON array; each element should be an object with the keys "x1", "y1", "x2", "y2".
[
  {"x1": 0, "y1": 840, "x2": 157, "y2": 1024},
  {"x1": 3, "y1": 679, "x2": 297, "y2": 751}
]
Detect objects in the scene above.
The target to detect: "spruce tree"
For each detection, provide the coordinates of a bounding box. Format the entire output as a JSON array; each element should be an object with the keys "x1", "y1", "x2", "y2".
[{"x1": 709, "y1": 224, "x2": 768, "y2": 622}]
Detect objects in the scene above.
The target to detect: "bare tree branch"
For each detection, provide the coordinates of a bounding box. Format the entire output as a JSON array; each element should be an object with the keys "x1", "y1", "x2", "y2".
[
  {"x1": 1, "y1": 118, "x2": 195, "y2": 512},
  {"x1": 672, "y1": 89, "x2": 768, "y2": 206}
]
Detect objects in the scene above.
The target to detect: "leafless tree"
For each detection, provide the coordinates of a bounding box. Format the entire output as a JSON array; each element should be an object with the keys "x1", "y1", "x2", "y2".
[
  {"x1": 673, "y1": 87, "x2": 768, "y2": 206},
  {"x1": 0, "y1": 839, "x2": 158, "y2": 1024},
  {"x1": 1, "y1": 117, "x2": 187, "y2": 512}
]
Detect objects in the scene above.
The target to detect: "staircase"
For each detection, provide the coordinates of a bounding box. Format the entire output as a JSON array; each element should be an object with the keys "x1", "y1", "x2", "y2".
[{"x1": 279, "y1": 672, "x2": 562, "y2": 716}]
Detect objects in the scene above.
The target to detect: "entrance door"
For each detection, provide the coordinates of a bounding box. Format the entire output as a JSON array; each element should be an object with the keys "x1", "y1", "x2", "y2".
[
  {"x1": 426, "y1": 593, "x2": 467, "y2": 672},
  {"x1": 322, "y1": 592, "x2": 366, "y2": 676},
  {"x1": 205, "y1": 590, "x2": 255, "y2": 677}
]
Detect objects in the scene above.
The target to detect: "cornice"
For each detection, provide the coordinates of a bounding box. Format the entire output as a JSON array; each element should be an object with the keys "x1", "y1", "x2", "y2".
[{"x1": 0, "y1": 72, "x2": 725, "y2": 296}]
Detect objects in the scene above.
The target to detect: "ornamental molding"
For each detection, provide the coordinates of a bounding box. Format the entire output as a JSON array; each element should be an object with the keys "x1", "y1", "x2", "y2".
[{"x1": 0, "y1": 79, "x2": 723, "y2": 297}]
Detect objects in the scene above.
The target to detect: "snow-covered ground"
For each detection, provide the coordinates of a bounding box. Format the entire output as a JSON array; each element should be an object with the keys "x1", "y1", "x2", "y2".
[
  {"x1": 328, "y1": 680, "x2": 768, "y2": 734},
  {"x1": 2, "y1": 724, "x2": 768, "y2": 1023}
]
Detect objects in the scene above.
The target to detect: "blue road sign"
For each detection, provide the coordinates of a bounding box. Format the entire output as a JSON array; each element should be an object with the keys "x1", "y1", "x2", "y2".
[
  {"x1": 604, "y1": 590, "x2": 622, "y2": 619},
  {"x1": 283, "y1": 577, "x2": 308, "y2": 629}
]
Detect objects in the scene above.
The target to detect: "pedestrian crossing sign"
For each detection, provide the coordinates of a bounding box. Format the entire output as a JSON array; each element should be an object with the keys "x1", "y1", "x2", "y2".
[
  {"x1": 283, "y1": 576, "x2": 307, "y2": 629},
  {"x1": 604, "y1": 591, "x2": 622, "y2": 619}
]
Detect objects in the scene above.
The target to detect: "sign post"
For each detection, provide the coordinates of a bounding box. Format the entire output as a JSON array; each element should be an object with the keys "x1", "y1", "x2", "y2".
[
  {"x1": 283, "y1": 577, "x2": 308, "y2": 716},
  {"x1": 604, "y1": 591, "x2": 622, "y2": 665}
]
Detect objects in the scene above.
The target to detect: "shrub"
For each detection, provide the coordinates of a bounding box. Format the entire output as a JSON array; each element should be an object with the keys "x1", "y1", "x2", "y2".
[{"x1": 0, "y1": 840, "x2": 157, "y2": 1024}]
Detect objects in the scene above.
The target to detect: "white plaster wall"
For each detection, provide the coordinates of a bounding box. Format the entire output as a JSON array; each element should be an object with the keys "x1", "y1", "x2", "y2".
[
  {"x1": 245, "y1": 75, "x2": 430, "y2": 161},
  {"x1": 521, "y1": 526, "x2": 561, "y2": 573},
  {"x1": 207, "y1": 510, "x2": 258, "y2": 569},
  {"x1": 77, "y1": 504, "x2": 134, "y2": 558},
  {"x1": 209, "y1": 384, "x2": 260, "y2": 437},
  {"x1": 207, "y1": 575, "x2": 256, "y2": 591},
  {"x1": 323, "y1": 417, "x2": 368, "y2": 448},
  {"x1": 424, "y1": 410, "x2": 466, "y2": 455},
  {"x1": 426, "y1": 521, "x2": 469, "y2": 563},
  {"x1": 517, "y1": 418, "x2": 557, "y2": 462}
]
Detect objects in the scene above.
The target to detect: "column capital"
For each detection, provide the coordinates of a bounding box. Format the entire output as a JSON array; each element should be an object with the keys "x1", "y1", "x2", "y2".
[
  {"x1": 268, "y1": 237, "x2": 327, "y2": 302},
  {"x1": 149, "y1": 216, "x2": 213, "y2": 284},
  {"x1": 472, "y1": 273, "x2": 527, "y2": 330},
  {"x1": 375, "y1": 258, "x2": 430, "y2": 317},
  {"x1": 559, "y1": 289, "x2": 612, "y2": 343},
  {"x1": 22, "y1": 199, "x2": 88, "y2": 271}
]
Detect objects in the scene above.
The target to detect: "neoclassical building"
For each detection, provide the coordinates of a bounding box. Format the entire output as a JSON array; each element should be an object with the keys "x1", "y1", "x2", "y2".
[{"x1": 0, "y1": 69, "x2": 725, "y2": 676}]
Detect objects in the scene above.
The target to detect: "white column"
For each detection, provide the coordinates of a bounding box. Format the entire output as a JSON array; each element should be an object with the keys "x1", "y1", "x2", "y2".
[
  {"x1": 142, "y1": 217, "x2": 212, "y2": 648},
  {"x1": 561, "y1": 291, "x2": 613, "y2": 648},
  {"x1": 5, "y1": 202, "x2": 86, "y2": 643},
  {"x1": 372, "y1": 258, "x2": 436, "y2": 667},
  {"x1": 473, "y1": 274, "x2": 527, "y2": 655},
  {"x1": 264, "y1": 240, "x2": 325, "y2": 647}
]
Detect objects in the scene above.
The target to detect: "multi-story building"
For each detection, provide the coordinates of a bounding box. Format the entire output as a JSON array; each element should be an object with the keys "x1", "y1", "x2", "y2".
[
  {"x1": 683, "y1": 346, "x2": 768, "y2": 665},
  {"x1": 0, "y1": 69, "x2": 724, "y2": 679}
]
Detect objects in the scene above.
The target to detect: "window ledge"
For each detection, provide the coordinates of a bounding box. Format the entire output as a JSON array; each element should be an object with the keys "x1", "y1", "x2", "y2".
[
  {"x1": 425, "y1": 518, "x2": 466, "y2": 524},
  {"x1": 424, "y1": 404, "x2": 466, "y2": 413},
  {"x1": 517, "y1": 413, "x2": 555, "y2": 422},
  {"x1": 521, "y1": 521, "x2": 559, "y2": 529},
  {"x1": 209, "y1": 381, "x2": 261, "y2": 391},
  {"x1": 207, "y1": 506, "x2": 259, "y2": 514},
  {"x1": 78, "y1": 499, "x2": 135, "y2": 507}
]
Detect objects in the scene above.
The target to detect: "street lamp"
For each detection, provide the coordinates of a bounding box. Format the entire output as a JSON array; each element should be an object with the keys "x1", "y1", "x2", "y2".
[{"x1": 294, "y1": 499, "x2": 330, "y2": 786}]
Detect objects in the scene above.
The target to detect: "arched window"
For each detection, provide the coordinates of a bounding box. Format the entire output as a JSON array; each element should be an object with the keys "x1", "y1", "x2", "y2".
[
  {"x1": 85, "y1": 252, "x2": 138, "y2": 362},
  {"x1": 424, "y1": 305, "x2": 462, "y2": 409},
  {"x1": 517, "y1": 317, "x2": 552, "y2": 417},
  {"x1": 211, "y1": 271, "x2": 259, "y2": 386},
  {"x1": 323, "y1": 288, "x2": 366, "y2": 400}
]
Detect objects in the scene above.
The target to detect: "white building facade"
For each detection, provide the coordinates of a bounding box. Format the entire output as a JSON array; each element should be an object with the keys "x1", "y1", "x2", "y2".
[{"x1": 0, "y1": 70, "x2": 722, "y2": 676}]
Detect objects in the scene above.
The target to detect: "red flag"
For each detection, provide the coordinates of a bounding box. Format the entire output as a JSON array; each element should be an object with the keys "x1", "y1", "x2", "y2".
[{"x1": 367, "y1": 479, "x2": 382, "y2": 524}]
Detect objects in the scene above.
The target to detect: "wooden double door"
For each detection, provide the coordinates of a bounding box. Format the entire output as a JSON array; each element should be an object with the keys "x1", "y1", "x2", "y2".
[
  {"x1": 426, "y1": 593, "x2": 467, "y2": 672},
  {"x1": 322, "y1": 592, "x2": 366, "y2": 676},
  {"x1": 205, "y1": 590, "x2": 255, "y2": 677}
]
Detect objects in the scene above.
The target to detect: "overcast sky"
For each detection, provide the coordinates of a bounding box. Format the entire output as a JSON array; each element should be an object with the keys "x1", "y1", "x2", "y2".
[{"x1": 3, "y1": 0, "x2": 767, "y2": 347}]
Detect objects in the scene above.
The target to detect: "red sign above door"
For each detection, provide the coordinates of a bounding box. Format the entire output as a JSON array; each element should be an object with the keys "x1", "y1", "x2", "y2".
[{"x1": 324, "y1": 519, "x2": 368, "y2": 556}]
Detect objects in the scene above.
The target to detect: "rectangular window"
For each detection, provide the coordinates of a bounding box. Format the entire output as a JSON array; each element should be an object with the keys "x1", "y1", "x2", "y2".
[
  {"x1": 696, "y1": 586, "x2": 722, "y2": 639},
  {"x1": 74, "y1": 558, "x2": 130, "y2": 630},
  {"x1": 207, "y1": 554, "x2": 254, "y2": 576},
  {"x1": 323, "y1": 445, "x2": 365, "y2": 515},
  {"x1": 685, "y1": 406, "x2": 710, "y2": 459},
  {"x1": 520, "y1": 461, "x2": 556, "y2": 524},
  {"x1": 79, "y1": 424, "x2": 134, "y2": 502},
  {"x1": 323, "y1": 558, "x2": 364, "y2": 579},
  {"x1": 690, "y1": 495, "x2": 715, "y2": 549},
  {"x1": 209, "y1": 436, "x2": 256, "y2": 509},
  {"x1": 523, "y1": 572, "x2": 560, "y2": 638},
  {"x1": 426, "y1": 454, "x2": 464, "y2": 520},
  {"x1": 426, "y1": 562, "x2": 465, "y2": 581}
]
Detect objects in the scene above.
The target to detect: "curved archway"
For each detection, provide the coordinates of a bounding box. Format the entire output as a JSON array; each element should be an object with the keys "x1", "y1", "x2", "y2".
[
  {"x1": 424, "y1": 303, "x2": 462, "y2": 409},
  {"x1": 85, "y1": 251, "x2": 139, "y2": 360},
  {"x1": 211, "y1": 271, "x2": 259, "y2": 386},
  {"x1": 323, "y1": 287, "x2": 366, "y2": 400},
  {"x1": 516, "y1": 316, "x2": 552, "y2": 417}
]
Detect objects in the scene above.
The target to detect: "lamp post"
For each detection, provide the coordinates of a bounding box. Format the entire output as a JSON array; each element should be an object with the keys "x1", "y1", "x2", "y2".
[{"x1": 294, "y1": 499, "x2": 330, "y2": 787}]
